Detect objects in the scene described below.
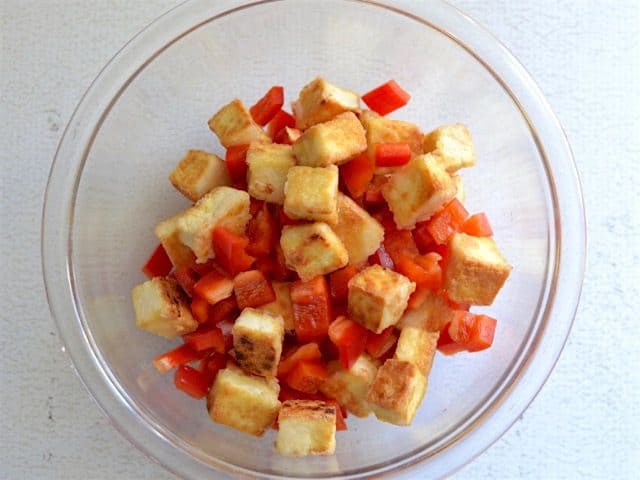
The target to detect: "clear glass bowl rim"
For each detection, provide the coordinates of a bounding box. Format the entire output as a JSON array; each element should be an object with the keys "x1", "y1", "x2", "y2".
[{"x1": 41, "y1": 0, "x2": 586, "y2": 478}]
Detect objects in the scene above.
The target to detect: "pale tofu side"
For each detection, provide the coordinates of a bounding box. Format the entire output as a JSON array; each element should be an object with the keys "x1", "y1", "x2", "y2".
[
  {"x1": 275, "y1": 400, "x2": 337, "y2": 456},
  {"x1": 154, "y1": 214, "x2": 196, "y2": 270},
  {"x1": 394, "y1": 327, "x2": 439, "y2": 376},
  {"x1": 292, "y1": 77, "x2": 361, "y2": 130},
  {"x1": 132, "y1": 277, "x2": 198, "y2": 339},
  {"x1": 423, "y1": 124, "x2": 476, "y2": 173},
  {"x1": 260, "y1": 281, "x2": 295, "y2": 335},
  {"x1": 347, "y1": 265, "x2": 416, "y2": 334},
  {"x1": 381, "y1": 153, "x2": 457, "y2": 229},
  {"x1": 366, "y1": 358, "x2": 427, "y2": 426},
  {"x1": 444, "y1": 233, "x2": 511, "y2": 305},
  {"x1": 207, "y1": 366, "x2": 281, "y2": 437},
  {"x1": 247, "y1": 143, "x2": 297, "y2": 204},
  {"x1": 293, "y1": 112, "x2": 367, "y2": 167},
  {"x1": 169, "y1": 150, "x2": 231, "y2": 202},
  {"x1": 175, "y1": 186, "x2": 251, "y2": 263},
  {"x1": 319, "y1": 354, "x2": 380, "y2": 417},
  {"x1": 283, "y1": 165, "x2": 339, "y2": 223},
  {"x1": 399, "y1": 291, "x2": 453, "y2": 333},
  {"x1": 359, "y1": 110, "x2": 423, "y2": 175},
  {"x1": 452, "y1": 174, "x2": 465, "y2": 203},
  {"x1": 328, "y1": 193, "x2": 385, "y2": 267},
  {"x1": 208, "y1": 99, "x2": 271, "y2": 148},
  {"x1": 280, "y1": 223, "x2": 349, "y2": 281},
  {"x1": 232, "y1": 308, "x2": 284, "y2": 377}
]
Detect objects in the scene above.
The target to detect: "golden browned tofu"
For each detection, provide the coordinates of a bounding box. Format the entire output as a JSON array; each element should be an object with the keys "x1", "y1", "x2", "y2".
[
  {"x1": 423, "y1": 124, "x2": 476, "y2": 172},
  {"x1": 154, "y1": 214, "x2": 196, "y2": 270},
  {"x1": 359, "y1": 110, "x2": 423, "y2": 174},
  {"x1": 399, "y1": 290, "x2": 453, "y2": 333},
  {"x1": 131, "y1": 277, "x2": 197, "y2": 339},
  {"x1": 394, "y1": 327, "x2": 439, "y2": 376},
  {"x1": 381, "y1": 154, "x2": 457, "y2": 229},
  {"x1": 208, "y1": 99, "x2": 271, "y2": 148},
  {"x1": 260, "y1": 281, "x2": 295, "y2": 335},
  {"x1": 283, "y1": 165, "x2": 339, "y2": 223},
  {"x1": 366, "y1": 359, "x2": 426, "y2": 426},
  {"x1": 328, "y1": 193, "x2": 384, "y2": 267},
  {"x1": 232, "y1": 308, "x2": 284, "y2": 377},
  {"x1": 247, "y1": 143, "x2": 296, "y2": 204},
  {"x1": 347, "y1": 265, "x2": 415, "y2": 334},
  {"x1": 207, "y1": 366, "x2": 281, "y2": 436},
  {"x1": 452, "y1": 174, "x2": 465, "y2": 203},
  {"x1": 292, "y1": 77, "x2": 360, "y2": 129},
  {"x1": 444, "y1": 233, "x2": 511, "y2": 305},
  {"x1": 319, "y1": 354, "x2": 380, "y2": 417},
  {"x1": 169, "y1": 150, "x2": 231, "y2": 202},
  {"x1": 293, "y1": 112, "x2": 367, "y2": 167},
  {"x1": 280, "y1": 223, "x2": 348, "y2": 281},
  {"x1": 275, "y1": 400, "x2": 336, "y2": 456},
  {"x1": 175, "y1": 186, "x2": 250, "y2": 263}
]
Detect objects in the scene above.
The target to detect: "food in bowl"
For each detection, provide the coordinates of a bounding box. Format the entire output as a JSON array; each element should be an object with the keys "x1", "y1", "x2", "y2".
[{"x1": 131, "y1": 77, "x2": 511, "y2": 456}]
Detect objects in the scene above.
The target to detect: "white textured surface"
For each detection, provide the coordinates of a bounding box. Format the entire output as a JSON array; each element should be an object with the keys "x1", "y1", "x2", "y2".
[{"x1": 1, "y1": 0, "x2": 638, "y2": 478}]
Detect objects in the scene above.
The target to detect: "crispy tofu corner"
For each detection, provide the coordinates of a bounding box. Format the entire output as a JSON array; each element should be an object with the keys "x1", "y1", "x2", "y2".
[
  {"x1": 169, "y1": 149, "x2": 231, "y2": 202},
  {"x1": 283, "y1": 165, "x2": 339, "y2": 223},
  {"x1": 423, "y1": 124, "x2": 476, "y2": 172},
  {"x1": 293, "y1": 77, "x2": 361, "y2": 130},
  {"x1": 247, "y1": 143, "x2": 297, "y2": 204},
  {"x1": 232, "y1": 308, "x2": 284, "y2": 377},
  {"x1": 208, "y1": 99, "x2": 271, "y2": 148},
  {"x1": 275, "y1": 400, "x2": 337, "y2": 456}
]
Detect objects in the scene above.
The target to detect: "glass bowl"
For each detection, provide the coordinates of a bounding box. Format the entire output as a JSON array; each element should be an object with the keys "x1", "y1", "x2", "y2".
[{"x1": 42, "y1": 0, "x2": 586, "y2": 478}]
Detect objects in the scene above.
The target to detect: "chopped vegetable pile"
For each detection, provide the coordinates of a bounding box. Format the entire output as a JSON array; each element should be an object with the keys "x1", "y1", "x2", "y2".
[{"x1": 131, "y1": 77, "x2": 511, "y2": 457}]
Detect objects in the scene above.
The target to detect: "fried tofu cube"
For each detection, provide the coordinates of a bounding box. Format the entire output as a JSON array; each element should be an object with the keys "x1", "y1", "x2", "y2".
[
  {"x1": 275, "y1": 400, "x2": 337, "y2": 456},
  {"x1": 280, "y1": 223, "x2": 348, "y2": 281},
  {"x1": 232, "y1": 308, "x2": 284, "y2": 377},
  {"x1": 292, "y1": 77, "x2": 360, "y2": 129},
  {"x1": 366, "y1": 359, "x2": 426, "y2": 426},
  {"x1": 208, "y1": 99, "x2": 271, "y2": 148},
  {"x1": 452, "y1": 174, "x2": 465, "y2": 203},
  {"x1": 329, "y1": 193, "x2": 384, "y2": 266},
  {"x1": 444, "y1": 233, "x2": 511, "y2": 305},
  {"x1": 293, "y1": 112, "x2": 367, "y2": 167},
  {"x1": 399, "y1": 290, "x2": 453, "y2": 333},
  {"x1": 283, "y1": 165, "x2": 338, "y2": 223},
  {"x1": 175, "y1": 186, "x2": 250, "y2": 263},
  {"x1": 207, "y1": 366, "x2": 281, "y2": 436},
  {"x1": 381, "y1": 153, "x2": 457, "y2": 229},
  {"x1": 394, "y1": 327, "x2": 439, "y2": 376},
  {"x1": 154, "y1": 214, "x2": 196, "y2": 269},
  {"x1": 319, "y1": 354, "x2": 380, "y2": 417},
  {"x1": 423, "y1": 124, "x2": 476, "y2": 172},
  {"x1": 347, "y1": 265, "x2": 416, "y2": 334},
  {"x1": 260, "y1": 281, "x2": 295, "y2": 335},
  {"x1": 359, "y1": 110, "x2": 423, "y2": 174},
  {"x1": 247, "y1": 143, "x2": 296, "y2": 204},
  {"x1": 169, "y1": 150, "x2": 231, "y2": 202},
  {"x1": 131, "y1": 277, "x2": 197, "y2": 339}
]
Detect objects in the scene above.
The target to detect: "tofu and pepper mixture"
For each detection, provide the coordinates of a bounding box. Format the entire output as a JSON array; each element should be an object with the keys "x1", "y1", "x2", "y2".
[{"x1": 131, "y1": 77, "x2": 511, "y2": 456}]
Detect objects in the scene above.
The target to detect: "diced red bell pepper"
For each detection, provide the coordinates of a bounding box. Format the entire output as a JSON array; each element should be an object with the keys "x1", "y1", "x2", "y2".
[
  {"x1": 190, "y1": 258, "x2": 221, "y2": 277},
  {"x1": 290, "y1": 277, "x2": 331, "y2": 343},
  {"x1": 285, "y1": 359, "x2": 329, "y2": 394},
  {"x1": 246, "y1": 204, "x2": 277, "y2": 257},
  {"x1": 368, "y1": 244, "x2": 395, "y2": 270},
  {"x1": 193, "y1": 270, "x2": 234, "y2": 305},
  {"x1": 250, "y1": 86, "x2": 284, "y2": 126},
  {"x1": 209, "y1": 295, "x2": 238, "y2": 324},
  {"x1": 363, "y1": 175, "x2": 388, "y2": 206},
  {"x1": 277, "y1": 342, "x2": 322, "y2": 378},
  {"x1": 199, "y1": 352, "x2": 227, "y2": 383},
  {"x1": 174, "y1": 365, "x2": 211, "y2": 399},
  {"x1": 407, "y1": 287, "x2": 430, "y2": 310},
  {"x1": 328, "y1": 316, "x2": 369, "y2": 369},
  {"x1": 141, "y1": 244, "x2": 173, "y2": 278},
  {"x1": 340, "y1": 153, "x2": 375, "y2": 198},
  {"x1": 249, "y1": 198, "x2": 264, "y2": 216},
  {"x1": 212, "y1": 226, "x2": 255, "y2": 276},
  {"x1": 448, "y1": 311, "x2": 497, "y2": 352},
  {"x1": 153, "y1": 344, "x2": 203, "y2": 373},
  {"x1": 183, "y1": 326, "x2": 226, "y2": 353},
  {"x1": 426, "y1": 199, "x2": 469, "y2": 245},
  {"x1": 395, "y1": 253, "x2": 443, "y2": 291},
  {"x1": 190, "y1": 295, "x2": 211, "y2": 323},
  {"x1": 436, "y1": 322, "x2": 466, "y2": 356},
  {"x1": 225, "y1": 144, "x2": 250, "y2": 187},
  {"x1": 273, "y1": 126, "x2": 302, "y2": 145},
  {"x1": 375, "y1": 143, "x2": 412, "y2": 167},
  {"x1": 362, "y1": 80, "x2": 411, "y2": 116},
  {"x1": 329, "y1": 266, "x2": 359, "y2": 303},
  {"x1": 267, "y1": 109, "x2": 296, "y2": 138},
  {"x1": 462, "y1": 213, "x2": 494, "y2": 237},
  {"x1": 444, "y1": 292, "x2": 470, "y2": 312},
  {"x1": 365, "y1": 326, "x2": 398, "y2": 358},
  {"x1": 384, "y1": 229, "x2": 419, "y2": 265},
  {"x1": 413, "y1": 223, "x2": 438, "y2": 254},
  {"x1": 233, "y1": 269, "x2": 276, "y2": 309},
  {"x1": 216, "y1": 318, "x2": 236, "y2": 351},
  {"x1": 174, "y1": 267, "x2": 199, "y2": 297},
  {"x1": 332, "y1": 400, "x2": 348, "y2": 431}
]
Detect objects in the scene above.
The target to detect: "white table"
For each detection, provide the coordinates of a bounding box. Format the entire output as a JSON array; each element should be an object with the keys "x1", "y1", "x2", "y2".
[{"x1": 1, "y1": 1, "x2": 638, "y2": 478}]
